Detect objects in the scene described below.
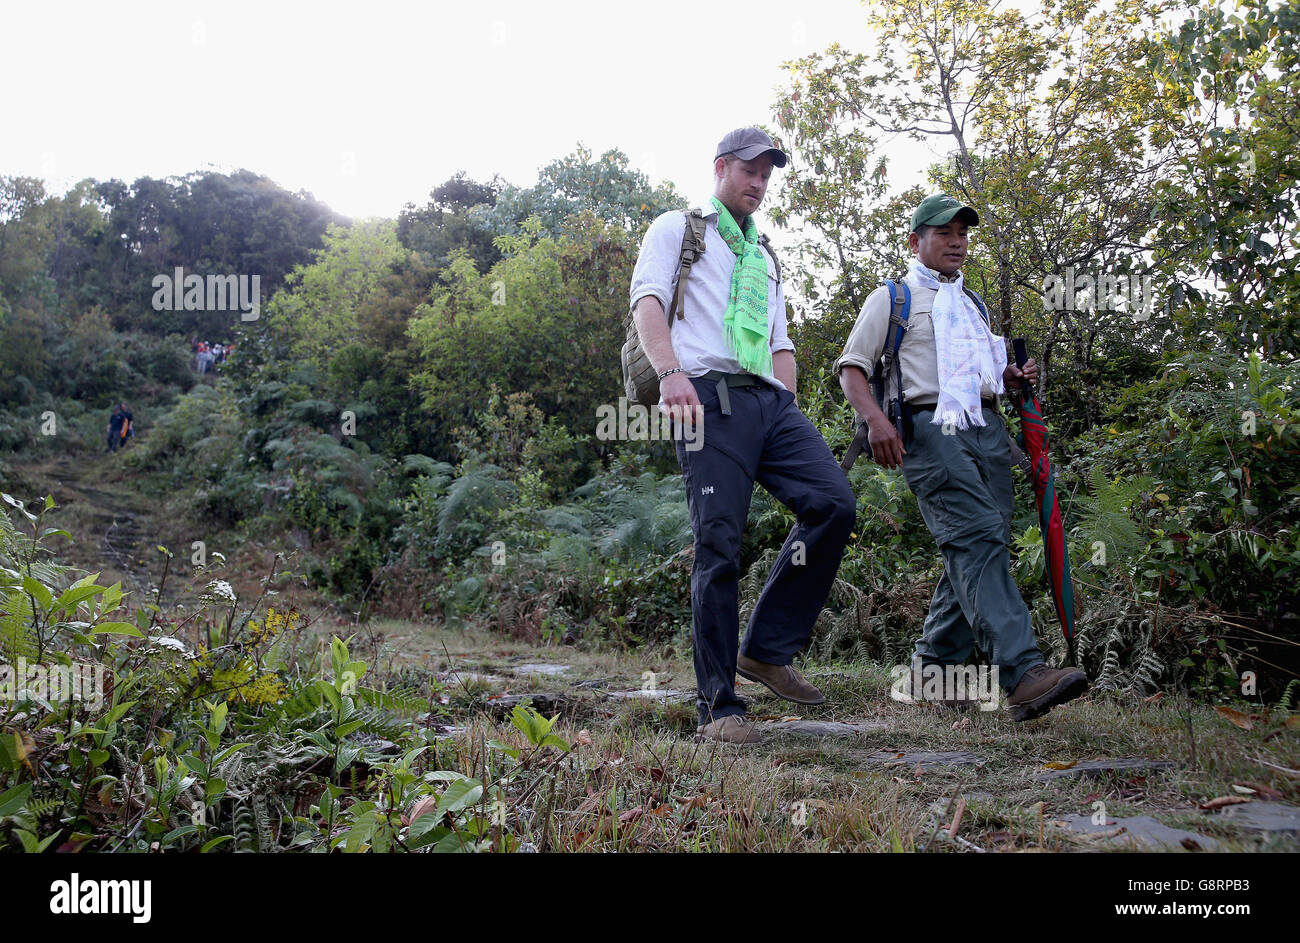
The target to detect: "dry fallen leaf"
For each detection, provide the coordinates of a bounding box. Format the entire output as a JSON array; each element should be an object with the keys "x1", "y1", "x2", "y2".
[
  {"x1": 1143, "y1": 692, "x2": 1164, "y2": 704},
  {"x1": 574, "y1": 729, "x2": 593, "y2": 747},
  {"x1": 1200, "y1": 795, "x2": 1251, "y2": 810},
  {"x1": 619, "y1": 807, "x2": 644, "y2": 825},
  {"x1": 1286, "y1": 715, "x2": 1300, "y2": 730},
  {"x1": 403, "y1": 795, "x2": 439, "y2": 826},
  {"x1": 1237, "y1": 781, "x2": 1284, "y2": 800},
  {"x1": 1215, "y1": 706, "x2": 1254, "y2": 730},
  {"x1": 1043, "y1": 760, "x2": 1078, "y2": 770},
  {"x1": 1231, "y1": 785, "x2": 1256, "y2": 794}
]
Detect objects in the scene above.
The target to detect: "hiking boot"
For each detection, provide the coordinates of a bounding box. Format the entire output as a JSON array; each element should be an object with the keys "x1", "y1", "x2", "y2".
[
  {"x1": 736, "y1": 654, "x2": 825, "y2": 705},
  {"x1": 1007, "y1": 664, "x2": 1088, "y2": 722},
  {"x1": 696, "y1": 714, "x2": 761, "y2": 744},
  {"x1": 904, "y1": 664, "x2": 971, "y2": 710}
]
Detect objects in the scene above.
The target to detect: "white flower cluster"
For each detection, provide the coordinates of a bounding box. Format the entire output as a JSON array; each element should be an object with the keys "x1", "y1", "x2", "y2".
[
  {"x1": 205, "y1": 579, "x2": 236, "y2": 602},
  {"x1": 148, "y1": 636, "x2": 191, "y2": 654}
]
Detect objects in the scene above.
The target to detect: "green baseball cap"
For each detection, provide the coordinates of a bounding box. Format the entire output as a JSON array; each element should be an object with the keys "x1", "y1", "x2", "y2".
[{"x1": 911, "y1": 194, "x2": 980, "y2": 232}]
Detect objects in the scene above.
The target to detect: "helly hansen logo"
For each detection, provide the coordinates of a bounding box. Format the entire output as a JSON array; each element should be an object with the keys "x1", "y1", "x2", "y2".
[{"x1": 700, "y1": 486, "x2": 714, "y2": 495}]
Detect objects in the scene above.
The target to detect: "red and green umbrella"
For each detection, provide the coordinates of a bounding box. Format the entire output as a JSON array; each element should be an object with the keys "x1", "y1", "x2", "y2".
[{"x1": 1012, "y1": 338, "x2": 1076, "y2": 664}]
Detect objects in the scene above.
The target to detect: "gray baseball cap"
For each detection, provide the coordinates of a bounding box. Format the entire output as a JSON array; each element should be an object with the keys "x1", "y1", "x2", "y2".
[{"x1": 715, "y1": 127, "x2": 788, "y2": 167}]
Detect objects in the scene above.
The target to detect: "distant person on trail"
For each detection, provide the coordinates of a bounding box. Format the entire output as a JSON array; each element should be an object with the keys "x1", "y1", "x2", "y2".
[
  {"x1": 197, "y1": 342, "x2": 214, "y2": 375},
  {"x1": 835, "y1": 194, "x2": 1088, "y2": 721},
  {"x1": 118, "y1": 402, "x2": 134, "y2": 447},
  {"x1": 628, "y1": 127, "x2": 856, "y2": 744},
  {"x1": 106, "y1": 404, "x2": 125, "y2": 453}
]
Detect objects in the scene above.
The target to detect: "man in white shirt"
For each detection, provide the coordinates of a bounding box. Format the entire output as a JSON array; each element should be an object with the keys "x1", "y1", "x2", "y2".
[{"x1": 629, "y1": 128, "x2": 857, "y2": 744}]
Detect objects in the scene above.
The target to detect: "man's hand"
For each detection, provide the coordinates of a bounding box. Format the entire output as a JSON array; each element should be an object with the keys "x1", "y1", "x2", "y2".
[
  {"x1": 867, "y1": 414, "x2": 906, "y2": 469},
  {"x1": 660, "y1": 371, "x2": 703, "y2": 429},
  {"x1": 840, "y1": 364, "x2": 907, "y2": 469},
  {"x1": 1003, "y1": 357, "x2": 1038, "y2": 389}
]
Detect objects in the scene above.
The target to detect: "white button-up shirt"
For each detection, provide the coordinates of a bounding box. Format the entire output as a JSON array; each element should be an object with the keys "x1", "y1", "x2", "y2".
[{"x1": 628, "y1": 204, "x2": 794, "y2": 394}]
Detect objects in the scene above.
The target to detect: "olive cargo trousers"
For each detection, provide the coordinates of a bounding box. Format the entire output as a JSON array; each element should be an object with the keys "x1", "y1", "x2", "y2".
[{"x1": 902, "y1": 405, "x2": 1045, "y2": 693}]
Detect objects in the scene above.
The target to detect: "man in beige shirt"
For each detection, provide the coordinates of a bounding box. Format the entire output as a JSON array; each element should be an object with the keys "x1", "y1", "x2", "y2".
[{"x1": 835, "y1": 194, "x2": 1087, "y2": 721}]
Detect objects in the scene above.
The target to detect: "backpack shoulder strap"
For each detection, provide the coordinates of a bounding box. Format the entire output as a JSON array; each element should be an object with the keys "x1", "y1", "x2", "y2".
[
  {"x1": 962, "y1": 285, "x2": 990, "y2": 324},
  {"x1": 668, "y1": 209, "x2": 709, "y2": 322},
  {"x1": 843, "y1": 280, "x2": 911, "y2": 472},
  {"x1": 757, "y1": 232, "x2": 781, "y2": 288},
  {"x1": 880, "y1": 279, "x2": 912, "y2": 369}
]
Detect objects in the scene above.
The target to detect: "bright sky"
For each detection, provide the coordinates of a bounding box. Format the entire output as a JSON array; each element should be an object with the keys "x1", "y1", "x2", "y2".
[{"x1": 4, "y1": 0, "x2": 946, "y2": 221}]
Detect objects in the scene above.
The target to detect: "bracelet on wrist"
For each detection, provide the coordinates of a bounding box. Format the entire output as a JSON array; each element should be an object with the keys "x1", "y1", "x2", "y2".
[{"x1": 657, "y1": 367, "x2": 685, "y2": 381}]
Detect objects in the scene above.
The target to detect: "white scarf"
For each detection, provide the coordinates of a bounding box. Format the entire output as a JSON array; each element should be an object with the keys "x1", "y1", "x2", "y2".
[{"x1": 906, "y1": 259, "x2": 1006, "y2": 429}]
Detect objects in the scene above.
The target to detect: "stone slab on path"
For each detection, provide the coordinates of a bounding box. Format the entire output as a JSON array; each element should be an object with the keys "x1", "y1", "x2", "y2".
[
  {"x1": 1214, "y1": 801, "x2": 1300, "y2": 835},
  {"x1": 512, "y1": 663, "x2": 572, "y2": 677},
  {"x1": 1056, "y1": 814, "x2": 1220, "y2": 851},
  {"x1": 440, "y1": 671, "x2": 505, "y2": 687},
  {"x1": 482, "y1": 693, "x2": 571, "y2": 717},
  {"x1": 760, "y1": 720, "x2": 885, "y2": 739},
  {"x1": 862, "y1": 749, "x2": 985, "y2": 768},
  {"x1": 1033, "y1": 757, "x2": 1177, "y2": 782},
  {"x1": 606, "y1": 689, "x2": 691, "y2": 701}
]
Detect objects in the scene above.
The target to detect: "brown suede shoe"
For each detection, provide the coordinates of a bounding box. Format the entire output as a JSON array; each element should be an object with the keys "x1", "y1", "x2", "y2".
[
  {"x1": 1007, "y1": 664, "x2": 1088, "y2": 721},
  {"x1": 736, "y1": 654, "x2": 825, "y2": 705},
  {"x1": 696, "y1": 714, "x2": 761, "y2": 744}
]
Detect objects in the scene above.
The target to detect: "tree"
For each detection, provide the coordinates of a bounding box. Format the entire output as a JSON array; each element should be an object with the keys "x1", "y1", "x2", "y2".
[
  {"x1": 398, "y1": 172, "x2": 503, "y2": 276},
  {"x1": 0, "y1": 176, "x2": 51, "y2": 291},
  {"x1": 408, "y1": 212, "x2": 636, "y2": 457},
  {"x1": 1149, "y1": 0, "x2": 1300, "y2": 359},
  {"x1": 773, "y1": 0, "x2": 1175, "y2": 408},
  {"x1": 473, "y1": 144, "x2": 682, "y2": 239},
  {"x1": 258, "y1": 220, "x2": 410, "y2": 370}
]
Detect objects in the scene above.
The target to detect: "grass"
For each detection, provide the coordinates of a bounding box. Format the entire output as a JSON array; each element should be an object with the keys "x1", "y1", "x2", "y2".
[{"x1": 334, "y1": 619, "x2": 1299, "y2": 852}]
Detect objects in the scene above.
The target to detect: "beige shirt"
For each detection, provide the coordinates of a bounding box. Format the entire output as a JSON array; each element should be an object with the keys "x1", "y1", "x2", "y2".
[{"x1": 834, "y1": 277, "x2": 1002, "y2": 412}]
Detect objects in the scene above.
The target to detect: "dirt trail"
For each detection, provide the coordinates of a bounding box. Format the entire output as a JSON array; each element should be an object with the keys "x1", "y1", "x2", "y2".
[{"x1": 9, "y1": 452, "x2": 174, "y2": 599}]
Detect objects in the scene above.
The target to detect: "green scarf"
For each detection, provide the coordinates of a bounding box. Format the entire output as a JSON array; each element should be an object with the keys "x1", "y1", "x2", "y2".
[{"x1": 710, "y1": 197, "x2": 772, "y2": 376}]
